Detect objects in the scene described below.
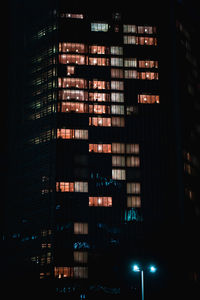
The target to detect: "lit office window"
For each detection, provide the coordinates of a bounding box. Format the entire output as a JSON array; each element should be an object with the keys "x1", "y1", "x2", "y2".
[
  {"x1": 54, "y1": 267, "x2": 73, "y2": 278},
  {"x1": 74, "y1": 267, "x2": 88, "y2": 279},
  {"x1": 138, "y1": 60, "x2": 158, "y2": 68},
  {"x1": 138, "y1": 94, "x2": 160, "y2": 104},
  {"x1": 111, "y1": 93, "x2": 124, "y2": 103},
  {"x1": 126, "y1": 144, "x2": 139, "y2": 154},
  {"x1": 112, "y1": 156, "x2": 125, "y2": 167},
  {"x1": 59, "y1": 43, "x2": 86, "y2": 53},
  {"x1": 124, "y1": 70, "x2": 137, "y2": 79},
  {"x1": 89, "y1": 144, "x2": 111, "y2": 153},
  {"x1": 123, "y1": 24, "x2": 137, "y2": 33},
  {"x1": 127, "y1": 196, "x2": 141, "y2": 207},
  {"x1": 124, "y1": 58, "x2": 137, "y2": 67},
  {"x1": 74, "y1": 182, "x2": 88, "y2": 192},
  {"x1": 111, "y1": 57, "x2": 123, "y2": 67},
  {"x1": 59, "y1": 90, "x2": 88, "y2": 101},
  {"x1": 112, "y1": 117, "x2": 125, "y2": 127},
  {"x1": 111, "y1": 105, "x2": 124, "y2": 115},
  {"x1": 111, "y1": 81, "x2": 124, "y2": 90},
  {"x1": 57, "y1": 129, "x2": 88, "y2": 139},
  {"x1": 89, "y1": 197, "x2": 112, "y2": 207},
  {"x1": 89, "y1": 80, "x2": 110, "y2": 90},
  {"x1": 89, "y1": 117, "x2": 111, "y2": 127},
  {"x1": 89, "y1": 92, "x2": 110, "y2": 102},
  {"x1": 89, "y1": 45, "x2": 107, "y2": 54},
  {"x1": 112, "y1": 143, "x2": 125, "y2": 153},
  {"x1": 126, "y1": 156, "x2": 140, "y2": 167},
  {"x1": 89, "y1": 104, "x2": 110, "y2": 114},
  {"x1": 58, "y1": 78, "x2": 87, "y2": 88},
  {"x1": 137, "y1": 26, "x2": 156, "y2": 34},
  {"x1": 61, "y1": 13, "x2": 84, "y2": 19},
  {"x1": 110, "y1": 46, "x2": 123, "y2": 55},
  {"x1": 138, "y1": 37, "x2": 157, "y2": 45},
  {"x1": 59, "y1": 54, "x2": 85, "y2": 65},
  {"x1": 127, "y1": 182, "x2": 141, "y2": 194},
  {"x1": 74, "y1": 251, "x2": 88, "y2": 263},
  {"x1": 66, "y1": 66, "x2": 75, "y2": 75},
  {"x1": 112, "y1": 169, "x2": 126, "y2": 180},
  {"x1": 74, "y1": 223, "x2": 88, "y2": 234},
  {"x1": 91, "y1": 23, "x2": 108, "y2": 32},
  {"x1": 58, "y1": 102, "x2": 88, "y2": 113},
  {"x1": 137, "y1": 72, "x2": 159, "y2": 80},
  {"x1": 123, "y1": 35, "x2": 137, "y2": 44},
  {"x1": 56, "y1": 182, "x2": 88, "y2": 192},
  {"x1": 111, "y1": 69, "x2": 124, "y2": 78},
  {"x1": 89, "y1": 57, "x2": 109, "y2": 66}
]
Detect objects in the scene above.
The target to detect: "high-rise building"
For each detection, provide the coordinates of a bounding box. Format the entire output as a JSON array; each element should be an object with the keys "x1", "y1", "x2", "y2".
[{"x1": 5, "y1": 0, "x2": 200, "y2": 299}]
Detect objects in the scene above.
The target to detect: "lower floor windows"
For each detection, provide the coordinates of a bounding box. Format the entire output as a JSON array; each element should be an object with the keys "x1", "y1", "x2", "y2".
[
  {"x1": 138, "y1": 94, "x2": 160, "y2": 104},
  {"x1": 89, "y1": 196, "x2": 112, "y2": 207},
  {"x1": 89, "y1": 143, "x2": 111, "y2": 153},
  {"x1": 56, "y1": 181, "x2": 88, "y2": 192},
  {"x1": 54, "y1": 266, "x2": 88, "y2": 279},
  {"x1": 57, "y1": 129, "x2": 88, "y2": 139}
]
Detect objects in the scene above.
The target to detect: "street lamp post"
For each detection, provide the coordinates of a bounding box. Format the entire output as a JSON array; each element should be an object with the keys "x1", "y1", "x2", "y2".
[{"x1": 132, "y1": 264, "x2": 156, "y2": 300}]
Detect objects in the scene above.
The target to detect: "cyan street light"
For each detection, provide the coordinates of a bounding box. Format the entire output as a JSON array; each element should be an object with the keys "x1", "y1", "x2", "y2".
[{"x1": 132, "y1": 264, "x2": 157, "y2": 300}]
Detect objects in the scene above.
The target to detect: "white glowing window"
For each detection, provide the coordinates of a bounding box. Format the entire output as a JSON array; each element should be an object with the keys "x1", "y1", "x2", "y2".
[
  {"x1": 112, "y1": 143, "x2": 125, "y2": 153},
  {"x1": 111, "y1": 81, "x2": 124, "y2": 90},
  {"x1": 124, "y1": 70, "x2": 137, "y2": 79},
  {"x1": 111, "y1": 105, "x2": 124, "y2": 115},
  {"x1": 112, "y1": 169, "x2": 126, "y2": 180},
  {"x1": 112, "y1": 156, "x2": 125, "y2": 167},
  {"x1": 123, "y1": 24, "x2": 137, "y2": 33},
  {"x1": 111, "y1": 93, "x2": 124, "y2": 103},
  {"x1": 127, "y1": 196, "x2": 141, "y2": 207},
  {"x1": 127, "y1": 182, "x2": 141, "y2": 194},
  {"x1": 91, "y1": 23, "x2": 108, "y2": 32},
  {"x1": 123, "y1": 35, "x2": 137, "y2": 44},
  {"x1": 111, "y1": 57, "x2": 123, "y2": 67},
  {"x1": 124, "y1": 58, "x2": 137, "y2": 68},
  {"x1": 74, "y1": 182, "x2": 88, "y2": 193},
  {"x1": 110, "y1": 46, "x2": 123, "y2": 55},
  {"x1": 74, "y1": 223, "x2": 88, "y2": 234}
]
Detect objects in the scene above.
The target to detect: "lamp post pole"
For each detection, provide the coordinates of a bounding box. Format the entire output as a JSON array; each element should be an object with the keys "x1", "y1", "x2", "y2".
[{"x1": 141, "y1": 269, "x2": 144, "y2": 300}]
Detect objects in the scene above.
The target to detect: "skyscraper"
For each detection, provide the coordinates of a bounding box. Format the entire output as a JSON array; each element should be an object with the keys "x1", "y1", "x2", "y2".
[{"x1": 5, "y1": 1, "x2": 200, "y2": 298}]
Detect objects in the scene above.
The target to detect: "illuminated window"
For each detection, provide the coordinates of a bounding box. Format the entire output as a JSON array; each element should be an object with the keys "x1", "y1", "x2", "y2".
[
  {"x1": 54, "y1": 267, "x2": 73, "y2": 279},
  {"x1": 138, "y1": 37, "x2": 157, "y2": 46},
  {"x1": 91, "y1": 23, "x2": 108, "y2": 32},
  {"x1": 61, "y1": 13, "x2": 84, "y2": 19},
  {"x1": 112, "y1": 169, "x2": 126, "y2": 180},
  {"x1": 57, "y1": 129, "x2": 88, "y2": 139},
  {"x1": 89, "y1": 80, "x2": 109, "y2": 90},
  {"x1": 127, "y1": 105, "x2": 138, "y2": 115},
  {"x1": 127, "y1": 196, "x2": 141, "y2": 207},
  {"x1": 111, "y1": 81, "x2": 124, "y2": 90},
  {"x1": 89, "y1": 45, "x2": 107, "y2": 54},
  {"x1": 59, "y1": 54, "x2": 86, "y2": 65},
  {"x1": 126, "y1": 144, "x2": 139, "y2": 154},
  {"x1": 124, "y1": 70, "x2": 137, "y2": 79},
  {"x1": 56, "y1": 182, "x2": 88, "y2": 192},
  {"x1": 126, "y1": 156, "x2": 140, "y2": 167},
  {"x1": 138, "y1": 60, "x2": 158, "y2": 68},
  {"x1": 59, "y1": 90, "x2": 88, "y2": 101},
  {"x1": 111, "y1": 105, "x2": 124, "y2": 115},
  {"x1": 89, "y1": 117, "x2": 111, "y2": 127},
  {"x1": 138, "y1": 94, "x2": 160, "y2": 104},
  {"x1": 137, "y1": 72, "x2": 159, "y2": 80},
  {"x1": 110, "y1": 46, "x2": 123, "y2": 55},
  {"x1": 112, "y1": 143, "x2": 125, "y2": 153},
  {"x1": 59, "y1": 43, "x2": 85, "y2": 53},
  {"x1": 89, "y1": 92, "x2": 110, "y2": 102},
  {"x1": 111, "y1": 69, "x2": 124, "y2": 78},
  {"x1": 89, "y1": 197, "x2": 112, "y2": 207},
  {"x1": 124, "y1": 35, "x2": 137, "y2": 44},
  {"x1": 123, "y1": 24, "x2": 137, "y2": 33},
  {"x1": 112, "y1": 156, "x2": 125, "y2": 167},
  {"x1": 74, "y1": 267, "x2": 88, "y2": 279},
  {"x1": 89, "y1": 144, "x2": 111, "y2": 153},
  {"x1": 112, "y1": 117, "x2": 125, "y2": 127},
  {"x1": 58, "y1": 102, "x2": 88, "y2": 113},
  {"x1": 74, "y1": 251, "x2": 88, "y2": 263},
  {"x1": 111, "y1": 57, "x2": 123, "y2": 67},
  {"x1": 67, "y1": 66, "x2": 75, "y2": 75},
  {"x1": 127, "y1": 182, "x2": 141, "y2": 194},
  {"x1": 124, "y1": 58, "x2": 137, "y2": 67},
  {"x1": 74, "y1": 223, "x2": 88, "y2": 234},
  {"x1": 89, "y1": 57, "x2": 109, "y2": 66},
  {"x1": 137, "y1": 26, "x2": 156, "y2": 34},
  {"x1": 58, "y1": 78, "x2": 87, "y2": 88},
  {"x1": 89, "y1": 104, "x2": 110, "y2": 114},
  {"x1": 111, "y1": 92, "x2": 124, "y2": 103}
]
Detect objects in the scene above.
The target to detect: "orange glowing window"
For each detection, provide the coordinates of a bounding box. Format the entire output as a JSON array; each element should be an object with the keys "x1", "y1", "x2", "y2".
[
  {"x1": 89, "y1": 144, "x2": 111, "y2": 153},
  {"x1": 89, "y1": 117, "x2": 111, "y2": 127},
  {"x1": 127, "y1": 182, "x2": 141, "y2": 194},
  {"x1": 89, "y1": 57, "x2": 109, "y2": 66},
  {"x1": 89, "y1": 92, "x2": 110, "y2": 102},
  {"x1": 60, "y1": 13, "x2": 84, "y2": 19},
  {"x1": 58, "y1": 102, "x2": 88, "y2": 113},
  {"x1": 126, "y1": 156, "x2": 140, "y2": 167},
  {"x1": 58, "y1": 78, "x2": 87, "y2": 89},
  {"x1": 89, "y1": 197, "x2": 112, "y2": 207},
  {"x1": 56, "y1": 182, "x2": 74, "y2": 192},
  {"x1": 57, "y1": 129, "x2": 88, "y2": 139},
  {"x1": 138, "y1": 94, "x2": 160, "y2": 104},
  {"x1": 74, "y1": 222, "x2": 88, "y2": 234},
  {"x1": 112, "y1": 156, "x2": 125, "y2": 167},
  {"x1": 89, "y1": 104, "x2": 110, "y2": 114},
  {"x1": 127, "y1": 196, "x2": 141, "y2": 207},
  {"x1": 54, "y1": 267, "x2": 73, "y2": 279},
  {"x1": 138, "y1": 60, "x2": 158, "y2": 68},
  {"x1": 59, "y1": 54, "x2": 86, "y2": 65},
  {"x1": 59, "y1": 42, "x2": 86, "y2": 53},
  {"x1": 137, "y1": 26, "x2": 156, "y2": 34},
  {"x1": 67, "y1": 66, "x2": 75, "y2": 75},
  {"x1": 89, "y1": 45, "x2": 107, "y2": 54},
  {"x1": 59, "y1": 90, "x2": 88, "y2": 101},
  {"x1": 112, "y1": 143, "x2": 125, "y2": 153},
  {"x1": 137, "y1": 72, "x2": 159, "y2": 80},
  {"x1": 137, "y1": 37, "x2": 157, "y2": 46},
  {"x1": 111, "y1": 69, "x2": 124, "y2": 78},
  {"x1": 89, "y1": 80, "x2": 110, "y2": 90}
]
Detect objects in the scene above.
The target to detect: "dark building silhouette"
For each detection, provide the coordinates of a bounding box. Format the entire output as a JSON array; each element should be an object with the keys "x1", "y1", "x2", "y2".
[{"x1": 5, "y1": 0, "x2": 200, "y2": 299}]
